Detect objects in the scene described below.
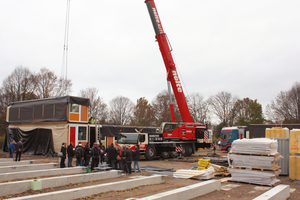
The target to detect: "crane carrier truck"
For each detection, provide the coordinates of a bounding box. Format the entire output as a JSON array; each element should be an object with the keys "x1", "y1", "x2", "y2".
[{"x1": 116, "y1": 0, "x2": 211, "y2": 160}]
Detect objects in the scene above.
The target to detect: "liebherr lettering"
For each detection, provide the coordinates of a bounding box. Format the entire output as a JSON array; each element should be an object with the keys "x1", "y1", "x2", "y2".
[{"x1": 172, "y1": 71, "x2": 183, "y2": 92}]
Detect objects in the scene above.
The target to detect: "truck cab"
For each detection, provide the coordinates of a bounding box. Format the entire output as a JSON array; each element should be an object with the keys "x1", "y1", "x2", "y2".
[{"x1": 220, "y1": 126, "x2": 246, "y2": 152}]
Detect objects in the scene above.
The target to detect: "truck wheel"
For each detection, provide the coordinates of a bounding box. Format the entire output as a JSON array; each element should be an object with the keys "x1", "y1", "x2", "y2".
[
  {"x1": 186, "y1": 145, "x2": 193, "y2": 156},
  {"x1": 145, "y1": 145, "x2": 156, "y2": 160},
  {"x1": 169, "y1": 151, "x2": 177, "y2": 158},
  {"x1": 181, "y1": 145, "x2": 187, "y2": 156},
  {"x1": 161, "y1": 151, "x2": 169, "y2": 159}
]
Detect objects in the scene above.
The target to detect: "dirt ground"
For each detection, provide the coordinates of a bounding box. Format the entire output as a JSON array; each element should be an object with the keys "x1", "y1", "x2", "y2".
[{"x1": 0, "y1": 147, "x2": 299, "y2": 200}]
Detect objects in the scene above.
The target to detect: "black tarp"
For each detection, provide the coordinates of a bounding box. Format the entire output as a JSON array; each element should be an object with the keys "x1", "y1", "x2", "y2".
[
  {"x1": 8, "y1": 96, "x2": 90, "y2": 123},
  {"x1": 101, "y1": 125, "x2": 158, "y2": 137},
  {"x1": 246, "y1": 124, "x2": 300, "y2": 138},
  {"x1": 3, "y1": 127, "x2": 55, "y2": 156}
]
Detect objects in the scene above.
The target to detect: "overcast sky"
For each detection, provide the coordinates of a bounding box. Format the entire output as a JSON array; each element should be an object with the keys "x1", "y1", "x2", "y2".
[{"x1": 1, "y1": 0, "x2": 299, "y2": 116}]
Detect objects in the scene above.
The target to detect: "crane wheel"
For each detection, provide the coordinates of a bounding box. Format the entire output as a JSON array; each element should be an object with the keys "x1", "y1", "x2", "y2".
[
  {"x1": 145, "y1": 145, "x2": 156, "y2": 160},
  {"x1": 169, "y1": 151, "x2": 177, "y2": 158},
  {"x1": 185, "y1": 145, "x2": 193, "y2": 156},
  {"x1": 161, "y1": 151, "x2": 169, "y2": 159}
]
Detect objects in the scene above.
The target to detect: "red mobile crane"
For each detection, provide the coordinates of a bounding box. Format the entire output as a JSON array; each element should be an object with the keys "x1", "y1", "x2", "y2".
[
  {"x1": 145, "y1": 0, "x2": 209, "y2": 140},
  {"x1": 116, "y1": 0, "x2": 211, "y2": 160}
]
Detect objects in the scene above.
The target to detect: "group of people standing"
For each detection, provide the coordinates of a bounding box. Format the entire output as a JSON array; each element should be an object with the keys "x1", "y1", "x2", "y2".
[
  {"x1": 59, "y1": 141, "x2": 141, "y2": 174},
  {"x1": 8, "y1": 139, "x2": 23, "y2": 161},
  {"x1": 60, "y1": 141, "x2": 105, "y2": 168},
  {"x1": 107, "y1": 143, "x2": 141, "y2": 174}
]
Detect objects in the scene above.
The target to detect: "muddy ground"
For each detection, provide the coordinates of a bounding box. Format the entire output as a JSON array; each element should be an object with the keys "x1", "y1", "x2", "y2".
[{"x1": 0, "y1": 147, "x2": 299, "y2": 200}]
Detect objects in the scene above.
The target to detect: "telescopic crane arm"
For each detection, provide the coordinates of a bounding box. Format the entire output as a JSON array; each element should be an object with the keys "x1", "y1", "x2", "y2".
[{"x1": 145, "y1": 0, "x2": 194, "y2": 123}]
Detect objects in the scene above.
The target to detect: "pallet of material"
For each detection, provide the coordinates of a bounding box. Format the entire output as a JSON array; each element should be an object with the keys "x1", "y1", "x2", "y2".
[
  {"x1": 227, "y1": 168, "x2": 281, "y2": 186},
  {"x1": 229, "y1": 166, "x2": 281, "y2": 172},
  {"x1": 231, "y1": 138, "x2": 278, "y2": 155},
  {"x1": 228, "y1": 153, "x2": 282, "y2": 169}
]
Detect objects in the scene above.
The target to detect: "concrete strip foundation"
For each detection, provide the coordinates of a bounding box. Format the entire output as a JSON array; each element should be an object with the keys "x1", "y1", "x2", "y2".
[
  {"x1": 0, "y1": 167, "x2": 86, "y2": 182},
  {"x1": 0, "y1": 160, "x2": 33, "y2": 166},
  {"x1": 0, "y1": 170, "x2": 121, "y2": 196},
  {"x1": 253, "y1": 184, "x2": 290, "y2": 200},
  {"x1": 0, "y1": 158, "x2": 13, "y2": 161},
  {"x1": 137, "y1": 179, "x2": 221, "y2": 200},
  {"x1": 0, "y1": 163, "x2": 57, "y2": 173},
  {"x1": 8, "y1": 175, "x2": 165, "y2": 200}
]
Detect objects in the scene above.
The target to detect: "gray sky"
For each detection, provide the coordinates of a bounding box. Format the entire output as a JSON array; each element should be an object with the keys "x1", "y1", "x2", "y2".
[{"x1": 1, "y1": 0, "x2": 300, "y2": 117}]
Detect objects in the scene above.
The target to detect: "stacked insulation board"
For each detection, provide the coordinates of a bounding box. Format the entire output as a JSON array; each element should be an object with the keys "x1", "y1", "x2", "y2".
[
  {"x1": 228, "y1": 138, "x2": 281, "y2": 186},
  {"x1": 265, "y1": 127, "x2": 289, "y2": 139},
  {"x1": 289, "y1": 129, "x2": 300, "y2": 181},
  {"x1": 265, "y1": 127, "x2": 290, "y2": 175}
]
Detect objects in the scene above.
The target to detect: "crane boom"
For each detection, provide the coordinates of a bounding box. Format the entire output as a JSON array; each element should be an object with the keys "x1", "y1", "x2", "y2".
[{"x1": 145, "y1": 0, "x2": 193, "y2": 123}]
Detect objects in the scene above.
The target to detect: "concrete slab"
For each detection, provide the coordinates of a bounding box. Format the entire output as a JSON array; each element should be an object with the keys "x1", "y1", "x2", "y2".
[
  {"x1": 0, "y1": 170, "x2": 121, "y2": 196},
  {"x1": 0, "y1": 160, "x2": 33, "y2": 166},
  {"x1": 0, "y1": 158, "x2": 13, "y2": 161},
  {"x1": 7, "y1": 175, "x2": 165, "y2": 200},
  {"x1": 137, "y1": 179, "x2": 221, "y2": 200},
  {"x1": 0, "y1": 167, "x2": 86, "y2": 182},
  {"x1": 0, "y1": 163, "x2": 56, "y2": 173},
  {"x1": 253, "y1": 184, "x2": 290, "y2": 200}
]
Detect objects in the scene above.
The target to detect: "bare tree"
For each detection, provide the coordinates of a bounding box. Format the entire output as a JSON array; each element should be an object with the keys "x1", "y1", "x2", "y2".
[
  {"x1": 208, "y1": 91, "x2": 238, "y2": 126},
  {"x1": 266, "y1": 82, "x2": 300, "y2": 123},
  {"x1": 54, "y1": 78, "x2": 72, "y2": 97},
  {"x1": 33, "y1": 68, "x2": 58, "y2": 99},
  {"x1": 187, "y1": 92, "x2": 210, "y2": 124},
  {"x1": 79, "y1": 87, "x2": 108, "y2": 123},
  {"x1": 151, "y1": 90, "x2": 181, "y2": 126},
  {"x1": 108, "y1": 96, "x2": 134, "y2": 125},
  {"x1": 2, "y1": 66, "x2": 36, "y2": 102}
]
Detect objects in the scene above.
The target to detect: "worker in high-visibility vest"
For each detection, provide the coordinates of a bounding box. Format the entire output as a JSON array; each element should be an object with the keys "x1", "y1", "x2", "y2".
[{"x1": 88, "y1": 116, "x2": 94, "y2": 124}]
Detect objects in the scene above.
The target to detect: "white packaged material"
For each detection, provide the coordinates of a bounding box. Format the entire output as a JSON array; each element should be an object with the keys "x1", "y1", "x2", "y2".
[
  {"x1": 173, "y1": 167, "x2": 215, "y2": 180},
  {"x1": 228, "y1": 154, "x2": 282, "y2": 169},
  {"x1": 231, "y1": 138, "x2": 278, "y2": 155},
  {"x1": 228, "y1": 168, "x2": 281, "y2": 186}
]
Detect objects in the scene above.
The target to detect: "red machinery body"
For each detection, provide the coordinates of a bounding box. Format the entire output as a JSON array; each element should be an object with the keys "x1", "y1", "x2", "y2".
[{"x1": 145, "y1": 0, "x2": 207, "y2": 140}]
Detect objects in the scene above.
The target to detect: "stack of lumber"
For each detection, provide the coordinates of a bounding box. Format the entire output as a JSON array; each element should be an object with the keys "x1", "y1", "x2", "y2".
[
  {"x1": 208, "y1": 163, "x2": 230, "y2": 176},
  {"x1": 228, "y1": 138, "x2": 282, "y2": 186}
]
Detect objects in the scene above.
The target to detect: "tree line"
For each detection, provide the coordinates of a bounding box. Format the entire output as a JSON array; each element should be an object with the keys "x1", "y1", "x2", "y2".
[{"x1": 1, "y1": 66, "x2": 299, "y2": 138}]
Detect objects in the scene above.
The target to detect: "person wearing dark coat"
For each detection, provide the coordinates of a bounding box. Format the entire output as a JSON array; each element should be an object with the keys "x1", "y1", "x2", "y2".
[
  {"x1": 60, "y1": 142, "x2": 67, "y2": 168},
  {"x1": 125, "y1": 146, "x2": 133, "y2": 174},
  {"x1": 67, "y1": 142, "x2": 74, "y2": 167},
  {"x1": 90, "y1": 142, "x2": 101, "y2": 171},
  {"x1": 106, "y1": 143, "x2": 117, "y2": 169},
  {"x1": 100, "y1": 145, "x2": 106, "y2": 164},
  {"x1": 75, "y1": 142, "x2": 84, "y2": 166},
  {"x1": 15, "y1": 139, "x2": 23, "y2": 161},
  {"x1": 84, "y1": 142, "x2": 91, "y2": 166},
  {"x1": 133, "y1": 144, "x2": 141, "y2": 172},
  {"x1": 121, "y1": 146, "x2": 128, "y2": 173}
]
